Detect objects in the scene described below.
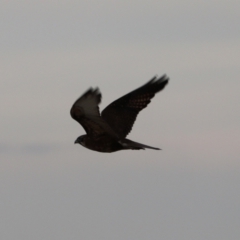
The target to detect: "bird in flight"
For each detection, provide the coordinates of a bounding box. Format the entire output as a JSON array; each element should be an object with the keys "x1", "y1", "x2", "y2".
[{"x1": 70, "y1": 75, "x2": 169, "y2": 152}]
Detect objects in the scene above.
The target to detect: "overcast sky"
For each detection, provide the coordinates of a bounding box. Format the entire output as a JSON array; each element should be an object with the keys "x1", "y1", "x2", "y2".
[{"x1": 1, "y1": 1, "x2": 240, "y2": 240}]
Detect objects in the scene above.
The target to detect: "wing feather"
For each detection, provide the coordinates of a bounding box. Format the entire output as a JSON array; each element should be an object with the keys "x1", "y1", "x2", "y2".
[
  {"x1": 70, "y1": 88, "x2": 118, "y2": 138},
  {"x1": 101, "y1": 75, "x2": 169, "y2": 139}
]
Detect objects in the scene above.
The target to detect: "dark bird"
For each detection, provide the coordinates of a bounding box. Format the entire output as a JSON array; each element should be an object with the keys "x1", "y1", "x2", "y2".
[{"x1": 70, "y1": 75, "x2": 169, "y2": 152}]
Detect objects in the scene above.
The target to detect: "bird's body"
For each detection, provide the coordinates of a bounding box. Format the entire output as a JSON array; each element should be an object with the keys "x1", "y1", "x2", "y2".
[
  {"x1": 75, "y1": 135, "x2": 160, "y2": 152},
  {"x1": 70, "y1": 75, "x2": 169, "y2": 153},
  {"x1": 76, "y1": 134, "x2": 123, "y2": 152}
]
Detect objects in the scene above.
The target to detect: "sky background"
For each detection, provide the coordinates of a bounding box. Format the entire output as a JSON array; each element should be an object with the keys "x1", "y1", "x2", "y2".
[{"x1": 1, "y1": 0, "x2": 240, "y2": 239}]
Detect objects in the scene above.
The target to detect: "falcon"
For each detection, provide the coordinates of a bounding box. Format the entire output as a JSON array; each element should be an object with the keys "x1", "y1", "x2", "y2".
[{"x1": 70, "y1": 75, "x2": 169, "y2": 152}]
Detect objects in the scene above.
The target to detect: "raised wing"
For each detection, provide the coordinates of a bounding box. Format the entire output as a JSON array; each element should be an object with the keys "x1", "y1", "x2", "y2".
[
  {"x1": 70, "y1": 88, "x2": 118, "y2": 138},
  {"x1": 101, "y1": 75, "x2": 169, "y2": 139}
]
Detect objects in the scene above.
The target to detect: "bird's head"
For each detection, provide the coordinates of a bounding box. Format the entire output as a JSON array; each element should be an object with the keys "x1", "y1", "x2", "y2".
[{"x1": 74, "y1": 135, "x2": 86, "y2": 146}]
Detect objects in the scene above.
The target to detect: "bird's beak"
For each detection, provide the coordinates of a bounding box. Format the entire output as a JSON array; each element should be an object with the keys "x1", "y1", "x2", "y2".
[{"x1": 74, "y1": 139, "x2": 78, "y2": 144}]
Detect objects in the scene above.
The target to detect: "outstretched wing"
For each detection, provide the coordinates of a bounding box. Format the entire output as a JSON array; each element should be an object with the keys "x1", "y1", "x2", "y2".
[
  {"x1": 101, "y1": 75, "x2": 169, "y2": 139},
  {"x1": 70, "y1": 88, "x2": 118, "y2": 138}
]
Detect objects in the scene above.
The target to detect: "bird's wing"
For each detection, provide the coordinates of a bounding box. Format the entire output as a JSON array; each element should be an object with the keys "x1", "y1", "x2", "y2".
[
  {"x1": 70, "y1": 88, "x2": 118, "y2": 139},
  {"x1": 101, "y1": 75, "x2": 169, "y2": 139}
]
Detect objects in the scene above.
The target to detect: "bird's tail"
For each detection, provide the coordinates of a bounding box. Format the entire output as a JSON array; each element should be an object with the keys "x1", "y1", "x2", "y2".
[{"x1": 120, "y1": 139, "x2": 160, "y2": 150}]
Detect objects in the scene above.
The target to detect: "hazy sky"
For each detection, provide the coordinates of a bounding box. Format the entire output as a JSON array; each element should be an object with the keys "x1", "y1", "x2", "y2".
[{"x1": 1, "y1": 1, "x2": 240, "y2": 239}]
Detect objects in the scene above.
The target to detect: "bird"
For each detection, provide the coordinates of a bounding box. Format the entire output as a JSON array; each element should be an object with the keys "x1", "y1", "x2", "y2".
[{"x1": 70, "y1": 75, "x2": 169, "y2": 152}]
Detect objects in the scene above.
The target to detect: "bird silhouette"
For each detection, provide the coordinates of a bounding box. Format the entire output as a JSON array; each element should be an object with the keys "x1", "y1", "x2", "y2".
[{"x1": 70, "y1": 75, "x2": 169, "y2": 152}]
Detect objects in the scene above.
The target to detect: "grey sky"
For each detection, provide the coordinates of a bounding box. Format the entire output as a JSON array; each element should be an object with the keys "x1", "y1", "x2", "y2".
[{"x1": 1, "y1": 0, "x2": 240, "y2": 239}]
